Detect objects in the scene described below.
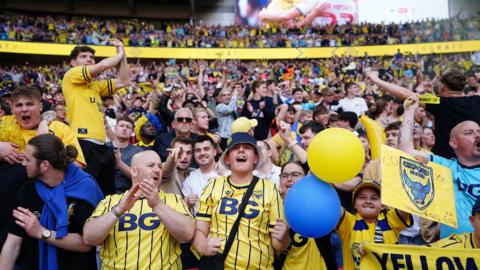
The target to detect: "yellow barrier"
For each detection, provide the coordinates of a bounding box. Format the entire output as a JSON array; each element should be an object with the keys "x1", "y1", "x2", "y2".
[{"x1": 0, "y1": 40, "x2": 479, "y2": 59}]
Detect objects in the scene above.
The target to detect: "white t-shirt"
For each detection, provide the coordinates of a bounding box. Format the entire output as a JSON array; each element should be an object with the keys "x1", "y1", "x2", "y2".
[
  {"x1": 253, "y1": 165, "x2": 281, "y2": 187},
  {"x1": 182, "y1": 169, "x2": 219, "y2": 198},
  {"x1": 338, "y1": 97, "x2": 368, "y2": 116},
  {"x1": 182, "y1": 168, "x2": 219, "y2": 214},
  {"x1": 400, "y1": 214, "x2": 421, "y2": 237}
]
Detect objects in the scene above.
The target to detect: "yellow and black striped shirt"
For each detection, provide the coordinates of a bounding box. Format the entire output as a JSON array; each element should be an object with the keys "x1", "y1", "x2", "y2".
[
  {"x1": 196, "y1": 176, "x2": 285, "y2": 270},
  {"x1": 282, "y1": 232, "x2": 327, "y2": 270},
  {"x1": 428, "y1": 233, "x2": 478, "y2": 249},
  {"x1": 88, "y1": 191, "x2": 193, "y2": 270},
  {"x1": 62, "y1": 66, "x2": 115, "y2": 142}
]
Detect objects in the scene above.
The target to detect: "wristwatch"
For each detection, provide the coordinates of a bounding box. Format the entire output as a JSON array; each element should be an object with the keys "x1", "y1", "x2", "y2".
[{"x1": 41, "y1": 229, "x2": 52, "y2": 240}]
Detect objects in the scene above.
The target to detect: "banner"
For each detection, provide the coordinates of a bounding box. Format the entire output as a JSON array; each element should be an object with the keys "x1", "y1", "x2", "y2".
[
  {"x1": 237, "y1": 0, "x2": 358, "y2": 26},
  {"x1": 0, "y1": 40, "x2": 479, "y2": 59},
  {"x1": 360, "y1": 243, "x2": 480, "y2": 270},
  {"x1": 380, "y1": 145, "x2": 457, "y2": 228}
]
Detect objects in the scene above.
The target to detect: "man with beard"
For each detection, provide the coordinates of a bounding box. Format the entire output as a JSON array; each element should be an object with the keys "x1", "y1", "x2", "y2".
[
  {"x1": 161, "y1": 136, "x2": 195, "y2": 196},
  {"x1": 182, "y1": 136, "x2": 219, "y2": 214},
  {"x1": 83, "y1": 150, "x2": 194, "y2": 269},
  {"x1": 135, "y1": 120, "x2": 158, "y2": 149},
  {"x1": 0, "y1": 134, "x2": 103, "y2": 270},
  {"x1": 181, "y1": 135, "x2": 219, "y2": 269},
  {"x1": 400, "y1": 95, "x2": 480, "y2": 238},
  {"x1": 108, "y1": 116, "x2": 143, "y2": 194},
  {"x1": 0, "y1": 87, "x2": 85, "y2": 249}
]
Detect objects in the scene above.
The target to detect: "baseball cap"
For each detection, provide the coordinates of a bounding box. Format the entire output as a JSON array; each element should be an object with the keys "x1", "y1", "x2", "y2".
[
  {"x1": 472, "y1": 198, "x2": 480, "y2": 215},
  {"x1": 220, "y1": 132, "x2": 264, "y2": 170},
  {"x1": 231, "y1": 117, "x2": 258, "y2": 134},
  {"x1": 352, "y1": 179, "x2": 381, "y2": 201}
]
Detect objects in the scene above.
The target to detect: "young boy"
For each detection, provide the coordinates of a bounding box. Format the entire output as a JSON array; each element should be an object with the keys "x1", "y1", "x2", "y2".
[{"x1": 336, "y1": 180, "x2": 412, "y2": 270}]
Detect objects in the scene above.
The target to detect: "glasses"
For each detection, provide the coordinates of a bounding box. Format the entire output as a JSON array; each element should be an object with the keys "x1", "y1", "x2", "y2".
[
  {"x1": 176, "y1": 117, "x2": 193, "y2": 123},
  {"x1": 280, "y1": 172, "x2": 304, "y2": 179}
]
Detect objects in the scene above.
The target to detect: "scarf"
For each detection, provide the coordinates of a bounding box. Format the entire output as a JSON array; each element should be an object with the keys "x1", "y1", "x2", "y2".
[{"x1": 35, "y1": 163, "x2": 104, "y2": 270}]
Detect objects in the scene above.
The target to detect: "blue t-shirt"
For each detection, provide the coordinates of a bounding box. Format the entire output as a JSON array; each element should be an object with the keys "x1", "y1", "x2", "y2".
[{"x1": 431, "y1": 154, "x2": 480, "y2": 237}]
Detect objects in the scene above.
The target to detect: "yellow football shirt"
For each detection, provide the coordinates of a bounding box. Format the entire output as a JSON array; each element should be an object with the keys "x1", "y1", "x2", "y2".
[
  {"x1": 337, "y1": 209, "x2": 411, "y2": 270},
  {"x1": 89, "y1": 191, "x2": 193, "y2": 270},
  {"x1": 428, "y1": 233, "x2": 478, "y2": 249},
  {"x1": 20, "y1": 120, "x2": 87, "y2": 166},
  {"x1": 282, "y1": 232, "x2": 327, "y2": 270},
  {"x1": 0, "y1": 115, "x2": 86, "y2": 166},
  {"x1": 62, "y1": 66, "x2": 115, "y2": 142},
  {"x1": 196, "y1": 176, "x2": 285, "y2": 270}
]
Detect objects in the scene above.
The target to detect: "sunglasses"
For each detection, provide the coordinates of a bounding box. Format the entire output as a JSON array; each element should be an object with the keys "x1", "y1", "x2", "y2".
[{"x1": 176, "y1": 117, "x2": 193, "y2": 123}]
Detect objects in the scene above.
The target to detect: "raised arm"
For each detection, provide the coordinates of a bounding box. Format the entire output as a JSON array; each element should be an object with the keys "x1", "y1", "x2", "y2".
[
  {"x1": 398, "y1": 95, "x2": 429, "y2": 161},
  {"x1": 89, "y1": 39, "x2": 125, "y2": 78},
  {"x1": 197, "y1": 62, "x2": 206, "y2": 99},
  {"x1": 113, "y1": 53, "x2": 130, "y2": 90},
  {"x1": 259, "y1": 7, "x2": 302, "y2": 22},
  {"x1": 275, "y1": 104, "x2": 289, "y2": 126},
  {"x1": 366, "y1": 70, "x2": 413, "y2": 100}
]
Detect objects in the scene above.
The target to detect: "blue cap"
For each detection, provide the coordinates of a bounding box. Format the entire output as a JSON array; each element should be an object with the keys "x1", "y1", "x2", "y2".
[
  {"x1": 221, "y1": 132, "x2": 263, "y2": 170},
  {"x1": 226, "y1": 132, "x2": 257, "y2": 151},
  {"x1": 472, "y1": 198, "x2": 480, "y2": 215}
]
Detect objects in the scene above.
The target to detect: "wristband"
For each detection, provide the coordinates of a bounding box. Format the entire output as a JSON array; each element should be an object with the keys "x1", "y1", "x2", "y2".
[{"x1": 111, "y1": 205, "x2": 122, "y2": 218}]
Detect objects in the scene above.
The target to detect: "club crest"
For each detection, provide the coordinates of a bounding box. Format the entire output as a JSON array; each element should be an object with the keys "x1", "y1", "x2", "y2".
[
  {"x1": 399, "y1": 157, "x2": 435, "y2": 211},
  {"x1": 253, "y1": 191, "x2": 263, "y2": 200}
]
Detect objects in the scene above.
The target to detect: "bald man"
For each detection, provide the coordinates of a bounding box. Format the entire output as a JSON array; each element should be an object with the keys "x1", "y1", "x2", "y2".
[
  {"x1": 154, "y1": 108, "x2": 198, "y2": 162},
  {"x1": 83, "y1": 151, "x2": 195, "y2": 269},
  {"x1": 400, "y1": 95, "x2": 480, "y2": 238}
]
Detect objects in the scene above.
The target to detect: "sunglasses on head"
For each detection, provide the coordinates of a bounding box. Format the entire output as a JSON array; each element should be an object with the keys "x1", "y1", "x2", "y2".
[{"x1": 176, "y1": 117, "x2": 193, "y2": 123}]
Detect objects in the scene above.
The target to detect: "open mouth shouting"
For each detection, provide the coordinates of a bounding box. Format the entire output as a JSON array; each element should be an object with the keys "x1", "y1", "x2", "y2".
[
  {"x1": 474, "y1": 139, "x2": 480, "y2": 150},
  {"x1": 235, "y1": 154, "x2": 248, "y2": 163}
]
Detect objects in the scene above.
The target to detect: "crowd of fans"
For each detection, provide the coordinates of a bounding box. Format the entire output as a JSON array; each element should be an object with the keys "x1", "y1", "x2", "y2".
[
  {"x1": 1, "y1": 11, "x2": 479, "y2": 47},
  {"x1": 1, "y1": 52, "x2": 479, "y2": 99},
  {"x1": 0, "y1": 15, "x2": 480, "y2": 269}
]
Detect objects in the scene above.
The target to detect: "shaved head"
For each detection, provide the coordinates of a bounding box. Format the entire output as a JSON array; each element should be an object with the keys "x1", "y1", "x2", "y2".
[
  {"x1": 448, "y1": 120, "x2": 480, "y2": 166},
  {"x1": 130, "y1": 150, "x2": 162, "y2": 185},
  {"x1": 131, "y1": 150, "x2": 161, "y2": 167},
  {"x1": 450, "y1": 121, "x2": 479, "y2": 139}
]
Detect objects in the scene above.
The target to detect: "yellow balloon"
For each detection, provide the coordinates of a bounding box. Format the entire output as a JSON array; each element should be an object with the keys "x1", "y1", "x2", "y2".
[
  {"x1": 359, "y1": 115, "x2": 386, "y2": 160},
  {"x1": 307, "y1": 128, "x2": 365, "y2": 183}
]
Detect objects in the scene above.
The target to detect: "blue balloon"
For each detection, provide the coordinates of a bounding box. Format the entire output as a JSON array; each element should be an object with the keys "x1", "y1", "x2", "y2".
[{"x1": 285, "y1": 174, "x2": 342, "y2": 238}]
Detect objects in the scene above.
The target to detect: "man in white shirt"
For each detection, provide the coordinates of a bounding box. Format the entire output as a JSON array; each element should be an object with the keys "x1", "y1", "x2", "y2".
[
  {"x1": 338, "y1": 83, "x2": 368, "y2": 116},
  {"x1": 182, "y1": 135, "x2": 219, "y2": 214},
  {"x1": 254, "y1": 140, "x2": 281, "y2": 186}
]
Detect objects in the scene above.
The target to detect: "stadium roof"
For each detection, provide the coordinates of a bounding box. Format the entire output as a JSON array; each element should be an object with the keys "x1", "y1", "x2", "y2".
[{"x1": 0, "y1": 0, "x2": 228, "y2": 20}]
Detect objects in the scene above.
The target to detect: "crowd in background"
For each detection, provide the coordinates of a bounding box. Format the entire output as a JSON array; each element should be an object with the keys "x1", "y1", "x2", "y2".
[
  {"x1": 1, "y1": 11, "x2": 479, "y2": 47},
  {"x1": 0, "y1": 11, "x2": 480, "y2": 269},
  {"x1": 1, "y1": 52, "x2": 479, "y2": 99}
]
